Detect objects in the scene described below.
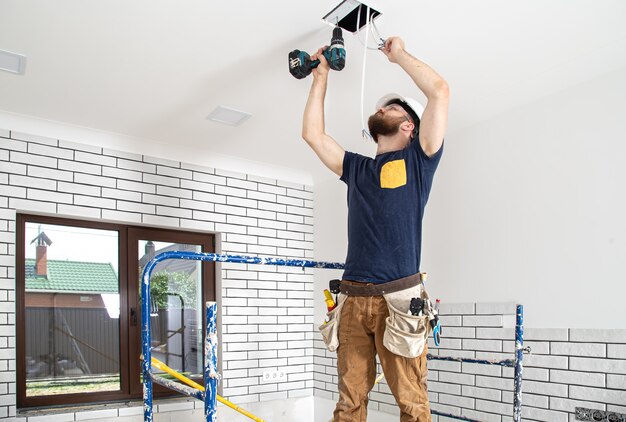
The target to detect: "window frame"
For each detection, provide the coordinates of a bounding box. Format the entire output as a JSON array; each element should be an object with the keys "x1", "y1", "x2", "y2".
[
  {"x1": 127, "y1": 226, "x2": 215, "y2": 397},
  {"x1": 15, "y1": 214, "x2": 215, "y2": 408}
]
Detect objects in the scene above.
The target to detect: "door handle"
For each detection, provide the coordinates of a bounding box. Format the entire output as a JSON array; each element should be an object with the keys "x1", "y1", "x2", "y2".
[{"x1": 130, "y1": 307, "x2": 138, "y2": 326}]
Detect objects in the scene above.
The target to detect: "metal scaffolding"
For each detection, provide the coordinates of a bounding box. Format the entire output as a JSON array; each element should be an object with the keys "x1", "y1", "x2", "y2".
[{"x1": 140, "y1": 251, "x2": 525, "y2": 422}]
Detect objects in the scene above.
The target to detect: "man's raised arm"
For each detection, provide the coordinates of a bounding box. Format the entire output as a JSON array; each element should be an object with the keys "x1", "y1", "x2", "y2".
[
  {"x1": 381, "y1": 37, "x2": 450, "y2": 157},
  {"x1": 302, "y1": 47, "x2": 345, "y2": 177}
]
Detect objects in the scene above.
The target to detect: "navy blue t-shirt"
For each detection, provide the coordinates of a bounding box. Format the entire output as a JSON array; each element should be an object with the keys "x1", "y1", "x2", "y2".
[{"x1": 340, "y1": 139, "x2": 443, "y2": 284}]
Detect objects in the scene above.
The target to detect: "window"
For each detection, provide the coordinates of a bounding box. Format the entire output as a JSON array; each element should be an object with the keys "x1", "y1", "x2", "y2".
[
  {"x1": 16, "y1": 215, "x2": 215, "y2": 408},
  {"x1": 22, "y1": 222, "x2": 121, "y2": 399},
  {"x1": 127, "y1": 227, "x2": 215, "y2": 396}
]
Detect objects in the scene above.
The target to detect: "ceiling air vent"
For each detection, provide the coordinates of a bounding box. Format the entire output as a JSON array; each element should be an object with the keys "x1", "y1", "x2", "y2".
[
  {"x1": 0, "y1": 49, "x2": 27, "y2": 75},
  {"x1": 206, "y1": 106, "x2": 251, "y2": 127}
]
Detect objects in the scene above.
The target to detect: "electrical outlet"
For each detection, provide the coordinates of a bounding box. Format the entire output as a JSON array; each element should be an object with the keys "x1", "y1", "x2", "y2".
[{"x1": 261, "y1": 369, "x2": 286, "y2": 383}]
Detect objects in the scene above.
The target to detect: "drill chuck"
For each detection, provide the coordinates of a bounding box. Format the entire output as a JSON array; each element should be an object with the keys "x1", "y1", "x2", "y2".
[{"x1": 330, "y1": 27, "x2": 344, "y2": 49}]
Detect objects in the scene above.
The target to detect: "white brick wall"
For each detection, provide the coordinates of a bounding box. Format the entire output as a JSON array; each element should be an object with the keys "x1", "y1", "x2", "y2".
[
  {"x1": 0, "y1": 129, "x2": 315, "y2": 419},
  {"x1": 314, "y1": 302, "x2": 626, "y2": 421}
]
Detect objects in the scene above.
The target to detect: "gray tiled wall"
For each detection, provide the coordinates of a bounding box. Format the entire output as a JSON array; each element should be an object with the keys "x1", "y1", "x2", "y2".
[
  {"x1": 314, "y1": 302, "x2": 626, "y2": 421},
  {"x1": 0, "y1": 129, "x2": 315, "y2": 419}
]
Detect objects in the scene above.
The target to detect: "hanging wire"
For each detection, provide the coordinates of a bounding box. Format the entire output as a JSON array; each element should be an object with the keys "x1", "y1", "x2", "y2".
[
  {"x1": 360, "y1": 5, "x2": 376, "y2": 140},
  {"x1": 355, "y1": 7, "x2": 385, "y2": 50},
  {"x1": 371, "y1": 18, "x2": 385, "y2": 48}
]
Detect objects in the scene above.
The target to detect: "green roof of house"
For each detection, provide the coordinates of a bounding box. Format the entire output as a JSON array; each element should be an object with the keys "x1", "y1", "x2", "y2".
[{"x1": 25, "y1": 259, "x2": 118, "y2": 293}]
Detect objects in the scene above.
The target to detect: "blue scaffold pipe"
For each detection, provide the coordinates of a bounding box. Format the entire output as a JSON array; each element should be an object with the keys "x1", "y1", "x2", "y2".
[
  {"x1": 205, "y1": 302, "x2": 218, "y2": 422},
  {"x1": 430, "y1": 410, "x2": 481, "y2": 421},
  {"x1": 513, "y1": 304, "x2": 524, "y2": 422},
  {"x1": 141, "y1": 252, "x2": 344, "y2": 422},
  {"x1": 142, "y1": 258, "x2": 157, "y2": 422},
  {"x1": 148, "y1": 250, "x2": 345, "y2": 270},
  {"x1": 427, "y1": 354, "x2": 515, "y2": 368},
  {"x1": 150, "y1": 373, "x2": 204, "y2": 401}
]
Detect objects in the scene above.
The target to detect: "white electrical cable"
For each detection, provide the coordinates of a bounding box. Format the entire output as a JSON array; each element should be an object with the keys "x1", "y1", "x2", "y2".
[
  {"x1": 360, "y1": 5, "x2": 371, "y2": 139},
  {"x1": 355, "y1": 4, "x2": 363, "y2": 48},
  {"x1": 357, "y1": 6, "x2": 372, "y2": 139},
  {"x1": 355, "y1": 9, "x2": 385, "y2": 50},
  {"x1": 371, "y1": 18, "x2": 385, "y2": 46}
]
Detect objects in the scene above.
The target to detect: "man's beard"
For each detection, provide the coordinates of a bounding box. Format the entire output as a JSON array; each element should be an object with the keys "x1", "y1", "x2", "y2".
[{"x1": 367, "y1": 112, "x2": 405, "y2": 143}]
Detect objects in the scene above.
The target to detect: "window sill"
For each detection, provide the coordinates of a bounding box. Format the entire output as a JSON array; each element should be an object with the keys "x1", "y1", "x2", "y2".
[{"x1": 17, "y1": 397, "x2": 199, "y2": 421}]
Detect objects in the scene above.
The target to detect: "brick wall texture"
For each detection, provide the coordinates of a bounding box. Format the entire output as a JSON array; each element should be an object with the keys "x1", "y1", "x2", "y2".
[
  {"x1": 0, "y1": 129, "x2": 315, "y2": 419},
  {"x1": 314, "y1": 302, "x2": 626, "y2": 421}
]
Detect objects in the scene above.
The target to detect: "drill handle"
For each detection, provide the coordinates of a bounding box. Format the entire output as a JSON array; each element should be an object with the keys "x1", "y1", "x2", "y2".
[
  {"x1": 309, "y1": 47, "x2": 346, "y2": 71},
  {"x1": 309, "y1": 59, "x2": 321, "y2": 69},
  {"x1": 308, "y1": 47, "x2": 328, "y2": 70}
]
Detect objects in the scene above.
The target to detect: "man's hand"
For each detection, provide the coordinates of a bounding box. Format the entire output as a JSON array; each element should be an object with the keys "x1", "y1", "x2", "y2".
[
  {"x1": 311, "y1": 46, "x2": 330, "y2": 79},
  {"x1": 380, "y1": 37, "x2": 407, "y2": 64}
]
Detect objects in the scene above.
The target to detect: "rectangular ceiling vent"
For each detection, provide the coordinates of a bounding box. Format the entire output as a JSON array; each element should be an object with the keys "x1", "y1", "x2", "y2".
[
  {"x1": 322, "y1": 0, "x2": 381, "y2": 33},
  {"x1": 0, "y1": 49, "x2": 27, "y2": 75},
  {"x1": 206, "y1": 106, "x2": 251, "y2": 127}
]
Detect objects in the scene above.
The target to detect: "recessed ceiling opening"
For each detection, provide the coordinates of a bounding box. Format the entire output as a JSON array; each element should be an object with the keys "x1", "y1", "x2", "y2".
[{"x1": 322, "y1": 0, "x2": 381, "y2": 33}]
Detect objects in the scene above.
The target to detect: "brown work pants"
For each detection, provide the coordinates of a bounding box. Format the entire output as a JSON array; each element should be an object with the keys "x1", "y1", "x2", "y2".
[{"x1": 333, "y1": 293, "x2": 431, "y2": 422}]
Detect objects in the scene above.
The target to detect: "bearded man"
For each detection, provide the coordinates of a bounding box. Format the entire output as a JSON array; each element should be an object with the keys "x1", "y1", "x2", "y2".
[{"x1": 302, "y1": 36, "x2": 449, "y2": 422}]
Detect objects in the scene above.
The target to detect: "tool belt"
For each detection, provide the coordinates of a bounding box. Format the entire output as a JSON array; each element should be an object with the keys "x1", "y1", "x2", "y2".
[
  {"x1": 339, "y1": 273, "x2": 423, "y2": 296},
  {"x1": 319, "y1": 272, "x2": 437, "y2": 358}
]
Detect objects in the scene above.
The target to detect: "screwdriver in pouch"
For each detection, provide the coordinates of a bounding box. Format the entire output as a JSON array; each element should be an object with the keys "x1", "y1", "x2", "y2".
[
  {"x1": 431, "y1": 299, "x2": 442, "y2": 346},
  {"x1": 323, "y1": 289, "x2": 336, "y2": 312}
]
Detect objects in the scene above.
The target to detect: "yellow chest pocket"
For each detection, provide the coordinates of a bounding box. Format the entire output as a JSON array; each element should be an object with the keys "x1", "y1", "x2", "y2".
[{"x1": 380, "y1": 159, "x2": 407, "y2": 189}]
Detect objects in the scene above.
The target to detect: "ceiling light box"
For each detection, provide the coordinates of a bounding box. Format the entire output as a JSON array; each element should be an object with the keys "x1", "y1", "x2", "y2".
[{"x1": 323, "y1": 0, "x2": 381, "y2": 33}]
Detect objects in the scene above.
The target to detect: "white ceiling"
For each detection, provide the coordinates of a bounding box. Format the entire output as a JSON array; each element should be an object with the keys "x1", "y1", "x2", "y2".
[{"x1": 1, "y1": 0, "x2": 626, "y2": 182}]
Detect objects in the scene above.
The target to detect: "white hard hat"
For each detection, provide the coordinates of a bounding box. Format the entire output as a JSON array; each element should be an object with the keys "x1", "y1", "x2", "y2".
[{"x1": 375, "y1": 93, "x2": 424, "y2": 121}]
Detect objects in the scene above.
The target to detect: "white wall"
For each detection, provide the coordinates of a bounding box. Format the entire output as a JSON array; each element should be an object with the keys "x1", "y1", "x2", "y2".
[
  {"x1": 312, "y1": 177, "x2": 347, "y2": 326},
  {"x1": 313, "y1": 66, "x2": 626, "y2": 329},
  {"x1": 425, "y1": 66, "x2": 626, "y2": 329}
]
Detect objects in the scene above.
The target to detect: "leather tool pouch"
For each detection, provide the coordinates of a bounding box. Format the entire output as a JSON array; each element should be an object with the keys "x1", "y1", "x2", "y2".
[
  {"x1": 318, "y1": 293, "x2": 346, "y2": 352},
  {"x1": 382, "y1": 283, "x2": 431, "y2": 358}
]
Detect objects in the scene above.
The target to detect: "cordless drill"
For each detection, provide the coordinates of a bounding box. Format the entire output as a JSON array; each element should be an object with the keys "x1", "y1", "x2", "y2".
[{"x1": 289, "y1": 27, "x2": 346, "y2": 79}]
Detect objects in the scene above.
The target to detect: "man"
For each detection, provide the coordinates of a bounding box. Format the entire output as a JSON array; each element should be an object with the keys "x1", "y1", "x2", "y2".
[{"x1": 302, "y1": 36, "x2": 449, "y2": 422}]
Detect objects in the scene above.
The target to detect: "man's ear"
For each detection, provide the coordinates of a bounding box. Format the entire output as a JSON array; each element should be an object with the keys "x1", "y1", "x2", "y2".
[{"x1": 401, "y1": 121, "x2": 415, "y2": 134}]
